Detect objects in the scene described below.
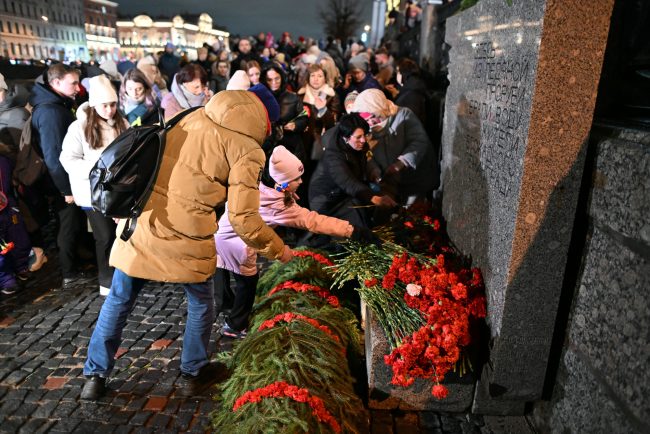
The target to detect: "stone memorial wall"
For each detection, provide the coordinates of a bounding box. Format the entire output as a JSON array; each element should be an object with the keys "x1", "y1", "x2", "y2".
[{"x1": 441, "y1": 0, "x2": 614, "y2": 411}]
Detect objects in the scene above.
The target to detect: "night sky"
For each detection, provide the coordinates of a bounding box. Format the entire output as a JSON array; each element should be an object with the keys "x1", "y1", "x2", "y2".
[{"x1": 118, "y1": 0, "x2": 373, "y2": 40}]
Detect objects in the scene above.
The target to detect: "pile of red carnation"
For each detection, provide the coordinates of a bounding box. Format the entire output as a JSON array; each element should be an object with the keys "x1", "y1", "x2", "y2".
[{"x1": 382, "y1": 251, "x2": 486, "y2": 399}]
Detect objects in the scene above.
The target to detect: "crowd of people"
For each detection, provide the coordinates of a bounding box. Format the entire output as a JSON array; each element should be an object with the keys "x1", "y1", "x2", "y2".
[{"x1": 0, "y1": 6, "x2": 440, "y2": 399}]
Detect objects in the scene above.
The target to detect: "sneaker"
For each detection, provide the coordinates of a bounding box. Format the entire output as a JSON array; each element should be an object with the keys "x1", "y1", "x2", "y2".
[
  {"x1": 80, "y1": 375, "x2": 107, "y2": 401},
  {"x1": 28, "y1": 247, "x2": 48, "y2": 272},
  {"x1": 1, "y1": 286, "x2": 17, "y2": 295},
  {"x1": 221, "y1": 323, "x2": 247, "y2": 339},
  {"x1": 176, "y1": 362, "x2": 230, "y2": 398},
  {"x1": 16, "y1": 270, "x2": 29, "y2": 281},
  {"x1": 99, "y1": 286, "x2": 110, "y2": 296}
]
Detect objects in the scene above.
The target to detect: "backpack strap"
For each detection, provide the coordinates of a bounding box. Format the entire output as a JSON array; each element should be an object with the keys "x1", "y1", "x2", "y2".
[{"x1": 119, "y1": 105, "x2": 203, "y2": 241}]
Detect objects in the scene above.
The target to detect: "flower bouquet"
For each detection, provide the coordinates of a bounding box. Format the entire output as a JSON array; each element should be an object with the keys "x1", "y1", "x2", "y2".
[{"x1": 331, "y1": 206, "x2": 487, "y2": 398}]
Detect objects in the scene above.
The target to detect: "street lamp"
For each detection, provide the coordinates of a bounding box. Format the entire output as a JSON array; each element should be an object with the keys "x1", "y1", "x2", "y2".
[{"x1": 364, "y1": 24, "x2": 371, "y2": 32}]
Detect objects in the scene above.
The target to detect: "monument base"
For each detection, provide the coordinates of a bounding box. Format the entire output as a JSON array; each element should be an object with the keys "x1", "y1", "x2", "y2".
[{"x1": 364, "y1": 304, "x2": 476, "y2": 411}]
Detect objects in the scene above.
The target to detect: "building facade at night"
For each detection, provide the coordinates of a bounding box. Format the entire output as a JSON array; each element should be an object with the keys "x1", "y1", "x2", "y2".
[
  {"x1": 116, "y1": 13, "x2": 229, "y2": 59},
  {"x1": 83, "y1": 0, "x2": 119, "y2": 61},
  {"x1": 0, "y1": 0, "x2": 87, "y2": 61}
]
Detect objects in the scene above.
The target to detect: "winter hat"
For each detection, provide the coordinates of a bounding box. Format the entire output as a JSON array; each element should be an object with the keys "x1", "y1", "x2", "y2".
[
  {"x1": 269, "y1": 145, "x2": 304, "y2": 185},
  {"x1": 348, "y1": 54, "x2": 369, "y2": 72},
  {"x1": 302, "y1": 54, "x2": 318, "y2": 65},
  {"x1": 344, "y1": 91, "x2": 359, "y2": 109},
  {"x1": 248, "y1": 83, "x2": 280, "y2": 123},
  {"x1": 352, "y1": 88, "x2": 398, "y2": 118},
  {"x1": 137, "y1": 55, "x2": 156, "y2": 67},
  {"x1": 226, "y1": 70, "x2": 251, "y2": 90},
  {"x1": 100, "y1": 58, "x2": 121, "y2": 80},
  {"x1": 0, "y1": 73, "x2": 7, "y2": 91},
  {"x1": 88, "y1": 75, "x2": 117, "y2": 107},
  {"x1": 165, "y1": 42, "x2": 175, "y2": 50}
]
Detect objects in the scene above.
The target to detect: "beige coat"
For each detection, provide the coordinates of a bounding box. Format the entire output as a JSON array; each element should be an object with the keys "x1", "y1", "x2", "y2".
[{"x1": 110, "y1": 91, "x2": 285, "y2": 283}]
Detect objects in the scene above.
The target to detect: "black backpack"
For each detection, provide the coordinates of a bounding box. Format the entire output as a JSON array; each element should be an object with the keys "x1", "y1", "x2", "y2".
[
  {"x1": 14, "y1": 111, "x2": 48, "y2": 187},
  {"x1": 90, "y1": 106, "x2": 201, "y2": 241}
]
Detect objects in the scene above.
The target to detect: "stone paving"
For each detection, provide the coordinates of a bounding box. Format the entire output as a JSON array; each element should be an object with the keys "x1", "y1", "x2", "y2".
[{"x1": 0, "y1": 248, "x2": 489, "y2": 433}]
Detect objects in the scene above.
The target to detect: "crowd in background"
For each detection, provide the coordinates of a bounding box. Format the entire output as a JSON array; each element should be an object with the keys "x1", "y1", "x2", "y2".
[{"x1": 0, "y1": 3, "x2": 441, "y2": 313}]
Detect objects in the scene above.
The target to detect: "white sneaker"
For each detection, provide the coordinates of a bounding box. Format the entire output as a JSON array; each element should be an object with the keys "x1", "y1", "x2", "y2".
[{"x1": 99, "y1": 286, "x2": 110, "y2": 296}]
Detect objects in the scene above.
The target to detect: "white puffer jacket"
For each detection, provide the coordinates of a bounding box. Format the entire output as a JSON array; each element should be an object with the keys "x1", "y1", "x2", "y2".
[{"x1": 60, "y1": 102, "x2": 128, "y2": 208}]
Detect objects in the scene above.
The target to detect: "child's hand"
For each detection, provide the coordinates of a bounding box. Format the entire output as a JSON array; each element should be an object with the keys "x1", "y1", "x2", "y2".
[
  {"x1": 283, "y1": 122, "x2": 296, "y2": 131},
  {"x1": 279, "y1": 245, "x2": 294, "y2": 263}
]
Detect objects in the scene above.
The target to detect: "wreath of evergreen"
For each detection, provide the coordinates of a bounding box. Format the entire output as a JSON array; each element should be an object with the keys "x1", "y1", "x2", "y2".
[
  {"x1": 211, "y1": 316, "x2": 365, "y2": 433},
  {"x1": 211, "y1": 248, "x2": 367, "y2": 433},
  {"x1": 257, "y1": 247, "x2": 334, "y2": 295}
]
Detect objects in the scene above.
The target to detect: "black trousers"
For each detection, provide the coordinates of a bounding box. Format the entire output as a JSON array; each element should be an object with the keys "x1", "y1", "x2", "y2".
[
  {"x1": 213, "y1": 268, "x2": 258, "y2": 332},
  {"x1": 85, "y1": 209, "x2": 116, "y2": 288},
  {"x1": 57, "y1": 203, "x2": 85, "y2": 278}
]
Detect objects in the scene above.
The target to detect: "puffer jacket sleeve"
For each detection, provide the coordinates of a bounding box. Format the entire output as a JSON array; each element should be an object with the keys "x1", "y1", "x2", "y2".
[
  {"x1": 60, "y1": 121, "x2": 95, "y2": 184},
  {"x1": 226, "y1": 148, "x2": 285, "y2": 260},
  {"x1": 270, "y1": 202, "x2": 354, "y2": 238},
  {"x1": 394, "y1": 107, "x2": 431, "y2": 169}
]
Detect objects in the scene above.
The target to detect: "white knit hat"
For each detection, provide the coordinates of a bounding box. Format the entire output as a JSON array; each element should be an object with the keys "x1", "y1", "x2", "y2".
[
  {"x1": 88, "y1": 75, "x2": 117, "y2": 107},
  {"x1": 269, "y1": 146, "x2": 304, "y2": 185},
  {"x1": 226, "y1": 70, "x2": 251, "y2": 90},
  {"x1": 352, "y1": 88, "x2": 398, "y2": 118},
  {"x1": 0, "y1": 73, "x2": 7, "y2": 91}
]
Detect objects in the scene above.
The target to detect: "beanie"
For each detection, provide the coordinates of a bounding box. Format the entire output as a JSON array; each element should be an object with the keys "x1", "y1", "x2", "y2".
[
  {"x1": 0, "y1": 73, "x2": 7, "y2": 91},
  {"x1": 99, "y1": 58, "x2": 120, "y2": 80},
  {"x1": 302, "y1": 54, "x2": 317, "y2": 65},
  {"x1": 352, "y1": 88, "x2": 398, "y2": 118},
  {"x1": 344, "y1": 91, "x2": 359, "y2": 108},
  {"x1": 269, "y1": 145, "x2": 304, "y2": 185},
  {"x1": 348, "y1": 54, "x2": 369, "y2": 72},
  {"x1": 248, "y1": 83, "x2": 280, "y2": 123},
  {"x1": 88, "y1": 75, "x2": 117, "y2": 107},
  {"x1": 226, "y1": 70, "x2": 251, "y2": 90}
]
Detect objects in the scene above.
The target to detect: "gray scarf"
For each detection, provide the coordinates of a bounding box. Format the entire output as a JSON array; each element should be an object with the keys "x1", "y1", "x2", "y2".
[{"x1": 171, "y1": 75, "x2": 205, "y2": 109}]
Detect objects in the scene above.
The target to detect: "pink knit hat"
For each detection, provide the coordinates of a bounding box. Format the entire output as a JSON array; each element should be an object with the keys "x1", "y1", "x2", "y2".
[{"x1": 269, "y1": 146, "x2": 304, "y2": 185}]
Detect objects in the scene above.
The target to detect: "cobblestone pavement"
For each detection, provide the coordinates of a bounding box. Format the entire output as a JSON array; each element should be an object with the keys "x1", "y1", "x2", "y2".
[{"x1": 0, "y1": 250, "x2": 490, "y2": 433}]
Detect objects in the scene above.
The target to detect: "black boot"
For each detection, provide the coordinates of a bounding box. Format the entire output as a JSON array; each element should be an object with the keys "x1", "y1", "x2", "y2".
[
  {"x1": 80, "y1": 375, "x2": 107, "y2": 400},
  {"x1": 176, "y1": 362, "x2": 230, "y2": 398}
]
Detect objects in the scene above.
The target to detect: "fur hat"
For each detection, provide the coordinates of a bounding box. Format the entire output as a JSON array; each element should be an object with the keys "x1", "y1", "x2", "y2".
[
  {"x1": 88, "y1": 75, "x2": 117, "y2": 107},
  {"x1": 226, "y1": 70, "x2": 251, "y2": 90},
  {"x1": 248, "y1": 83, "x2": 280, "y2": 123},
  {"x1": 352, "y1": 88, "x2": 398, "y2": 118},
  {"x1": 348, "y1": 54, "x2": 369, "y2": 72},
  {"x1": 269, "y1": 145, "x2": 304, "y2": 185}
]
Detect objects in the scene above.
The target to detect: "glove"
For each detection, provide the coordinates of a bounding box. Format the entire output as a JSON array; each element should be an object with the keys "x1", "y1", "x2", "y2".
[{"x1": 351, "y1": 226, "x2": 382, "y2": 246}]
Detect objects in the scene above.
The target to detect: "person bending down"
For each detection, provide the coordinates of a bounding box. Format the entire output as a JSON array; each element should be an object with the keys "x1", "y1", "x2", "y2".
[{"x1": 214, "y1": 145, "x2": 375, "y2": 338}]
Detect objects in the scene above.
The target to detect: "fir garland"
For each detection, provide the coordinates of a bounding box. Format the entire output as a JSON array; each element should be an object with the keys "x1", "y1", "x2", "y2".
[
  {"x1": 233, "y1": 381, "x2": 341, "y2": 433},
  {"x1": 211, "y1": 319, "x2": 365, "y2": 433},
  {"x1": 257, "y1": 247, "x2": 334, "y2": 295}
]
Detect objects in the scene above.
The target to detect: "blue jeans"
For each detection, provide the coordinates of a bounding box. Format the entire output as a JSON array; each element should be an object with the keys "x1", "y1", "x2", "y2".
[{"x1": 84, "y1": 268, "x2": 215, "y2": 377}]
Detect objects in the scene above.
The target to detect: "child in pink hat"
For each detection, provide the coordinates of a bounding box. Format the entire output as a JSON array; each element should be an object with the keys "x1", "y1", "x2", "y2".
[{"x1": 214, "y1": 145, "x2": 373, "y2": 338}]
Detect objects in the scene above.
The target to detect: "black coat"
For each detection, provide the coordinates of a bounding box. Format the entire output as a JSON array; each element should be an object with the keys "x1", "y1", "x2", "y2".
[
  {"x1": 267, "y1": 90, "x2": 309, "y2": 163},
  {"x1": 28, "y1": 83, "x2": 77, "y2": 196},
  {"x1": 395, "y1": 75, "x2": 427, "y2": 124},
  {"x1": 308, "y1": 125, "x2": 376, "y2": 210}
]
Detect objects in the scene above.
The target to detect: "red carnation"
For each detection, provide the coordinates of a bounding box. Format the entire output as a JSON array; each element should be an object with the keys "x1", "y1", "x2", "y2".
[{"x1": 432, "y1": 384, "x2": 449, "y2": 399}]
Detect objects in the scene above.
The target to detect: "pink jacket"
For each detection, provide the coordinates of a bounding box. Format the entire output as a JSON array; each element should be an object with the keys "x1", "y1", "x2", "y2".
[{"x1": 216, "y1": 183, "x2": 354, "y2": 276}]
